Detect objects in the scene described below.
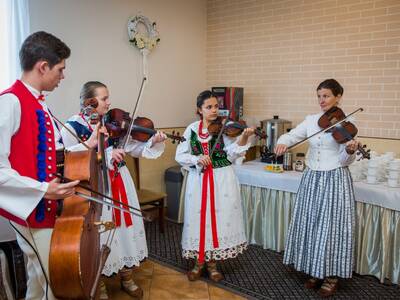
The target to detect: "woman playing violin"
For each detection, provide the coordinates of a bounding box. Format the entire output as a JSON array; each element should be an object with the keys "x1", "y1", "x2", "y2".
[
  {"x1": 175, "y1": 90, "x2": 255, "y2": 282},
  {"x1": 275, "y1": 79, "x2": 360, "y2": 297},
  {"x1": 60, "y1": 81, "x2": 166, "y2": 299}
]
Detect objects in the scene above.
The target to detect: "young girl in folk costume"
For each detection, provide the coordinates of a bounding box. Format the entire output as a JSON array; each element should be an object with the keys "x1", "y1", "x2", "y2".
[
  {"x1": 175, "y1": 90, "x2": 255, "y2": 281},
  {"x1": 275, "y1": 79, "x2": 360, "y2": 297},
  {"x1": 61, "y1": 81, "x2": 166, "y2": 299}
]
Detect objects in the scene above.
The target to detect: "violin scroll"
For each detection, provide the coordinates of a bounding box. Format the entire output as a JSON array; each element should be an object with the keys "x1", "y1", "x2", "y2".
[
  {"x1": 170, "y1": 130, "x2": 185, "y2": 144},
  {"x1": 356, "y1": 144, "x2": 371, "y2": 160}
]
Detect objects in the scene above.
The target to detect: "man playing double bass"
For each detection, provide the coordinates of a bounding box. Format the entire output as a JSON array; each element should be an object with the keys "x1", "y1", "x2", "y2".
[{"x1": 0, "y1": 31, "x2": 102, "y2": 300}]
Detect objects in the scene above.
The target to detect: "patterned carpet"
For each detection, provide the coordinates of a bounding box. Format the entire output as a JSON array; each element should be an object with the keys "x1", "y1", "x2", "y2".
[{"x1": 145, "y1": 220, "x2": 400, "y2": 299}]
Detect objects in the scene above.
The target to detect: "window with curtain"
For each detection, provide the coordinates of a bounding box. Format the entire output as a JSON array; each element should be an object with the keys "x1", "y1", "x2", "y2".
[{"x1": 0, "y1": 0, "x2": 30, "y2": 91}]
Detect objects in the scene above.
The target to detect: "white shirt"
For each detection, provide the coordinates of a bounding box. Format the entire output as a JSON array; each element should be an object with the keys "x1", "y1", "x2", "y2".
[
  {"x1": 277, "y1": 113, "x2": 356, "y2": 171},
  {"x1": 0, "y1": 81, "x2": 83, "y2": 220}
]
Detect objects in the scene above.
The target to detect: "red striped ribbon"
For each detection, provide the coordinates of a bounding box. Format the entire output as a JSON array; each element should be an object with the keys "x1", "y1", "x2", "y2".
[
  {"x1": 198, "y1": 142, "x2": 219, "y2": 263},
  {"x1": 109, "y1": 168, "x2": 133, "y2": 227}
]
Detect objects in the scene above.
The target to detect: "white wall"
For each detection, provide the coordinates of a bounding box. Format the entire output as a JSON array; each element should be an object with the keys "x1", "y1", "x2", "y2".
[{"x1": 29, "y1": 0, "x2": 206, "y2": 127}]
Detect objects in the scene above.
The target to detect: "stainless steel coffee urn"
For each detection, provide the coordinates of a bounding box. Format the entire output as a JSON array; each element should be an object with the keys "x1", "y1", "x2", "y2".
[{"x1": 260, "y1": 115, "x2": 292, "y2": 154}]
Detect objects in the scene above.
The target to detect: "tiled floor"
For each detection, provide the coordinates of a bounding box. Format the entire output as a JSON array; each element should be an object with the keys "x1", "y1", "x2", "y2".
[{"x1": 104, "y1": 260, "x2": 245, "y2": 300}]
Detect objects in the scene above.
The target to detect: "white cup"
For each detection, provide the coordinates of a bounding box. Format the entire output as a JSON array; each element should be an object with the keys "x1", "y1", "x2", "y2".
[
  {"x1": 385, "y1": 152, "x2": 396, "y2": 159},
  {"x1": 368, "y1": 160, "x2": 379, "y2": 168},
  {"x1": 367, "y1": 167, "x2": 378, "y2": 176},
  {"x1": 370, "y1": 151, "x2": 378, "y2": 156},
  {"x1": 388, "y1": 170, "x2": 400, "y2": 179},
  {"x1": 389, "y1": 159, "x2": 400, "y2": 169},
  {"x1": 388, "y1": 164, "x2": 400, "y2": 171},
  {"x1": 367, "y1": 175, "x2": 377, "y2": 184},
  {"x1": 388, "y1": 178, "x2": 399, "y2": 187}
]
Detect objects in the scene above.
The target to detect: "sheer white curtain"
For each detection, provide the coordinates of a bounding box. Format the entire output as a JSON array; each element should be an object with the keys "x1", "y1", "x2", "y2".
[
  {"x1": 0, "y1": 0, "x2": 29, "y2": 242},
  {"x1": 0, "y1": 0, "x2": 30, "y2": 91}
]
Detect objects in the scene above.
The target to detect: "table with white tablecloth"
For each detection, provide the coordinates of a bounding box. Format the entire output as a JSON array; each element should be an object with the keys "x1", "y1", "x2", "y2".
[{"x1": 233, "y1": 161, "x2": 400, "y2": 285}]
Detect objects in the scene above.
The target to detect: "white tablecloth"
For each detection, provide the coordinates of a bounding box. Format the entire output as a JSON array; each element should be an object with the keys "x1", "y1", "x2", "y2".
[{"x1": 233, "y1": 161, "x2": 400, "y2": 212}]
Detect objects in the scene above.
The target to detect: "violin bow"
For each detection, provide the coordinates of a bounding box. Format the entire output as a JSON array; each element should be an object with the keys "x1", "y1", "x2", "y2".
[
  {"x1": 209, "y1": 89, "x2": 234, "y2": 158},
  {"x1": 268, "y1": 107, "x2": 364, "y2": 159},
  {"x1": 120, "y1": 76, "x2": 147, "y2": 151},
  {"x1": 287, "y1": 107, "x2": 363, "y2": 151},
  {"x1": 50, "y1": 113, "x2": 91, "y2": 150}
]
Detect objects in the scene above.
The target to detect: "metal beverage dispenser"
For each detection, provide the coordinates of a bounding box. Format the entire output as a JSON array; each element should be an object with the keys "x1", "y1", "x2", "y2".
[{"x1": 260, "y1": 115, "x2": 292, "y2": 163}]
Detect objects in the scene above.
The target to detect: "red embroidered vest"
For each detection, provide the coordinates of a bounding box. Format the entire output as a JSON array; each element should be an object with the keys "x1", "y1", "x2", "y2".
[{"x1": 0, "y1": 80, "x2": 58, "y2": 228}]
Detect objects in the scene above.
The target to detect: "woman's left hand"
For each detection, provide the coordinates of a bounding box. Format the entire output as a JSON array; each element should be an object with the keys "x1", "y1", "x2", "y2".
[
  {"x1": 151, "y1": 131, "x2": 167, "y2": 146},
  {"x1": 112, "y1": 149, "x2": 126, "y2": 163},
  {"x1": 345, "y1": 139, "x2": 360, "y2": 154},
  {"x1": 242, "y1": 127, "x2": 255, "y2": 138}
]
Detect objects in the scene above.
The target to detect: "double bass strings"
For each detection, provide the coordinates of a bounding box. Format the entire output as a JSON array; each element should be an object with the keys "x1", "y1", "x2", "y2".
[
  {"x1": 74, "y1": 192, "x2": 146, "y2": 220},
  {"x1": 53, "y1": 173, "x2": 145, "y2": 216}
]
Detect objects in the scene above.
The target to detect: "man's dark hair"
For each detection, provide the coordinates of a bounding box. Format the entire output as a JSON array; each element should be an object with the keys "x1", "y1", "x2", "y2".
[{"x1": 19, "y1": 31, "x2": 71, "y2": 71}]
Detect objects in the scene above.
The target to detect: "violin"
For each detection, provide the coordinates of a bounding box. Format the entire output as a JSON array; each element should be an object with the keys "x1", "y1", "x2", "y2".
[
  {"x1": 104, "y1": 108, "x2": 185, "y2": 143},
  {"x1": 318, "y1": 106, "x2": 370, "y2": 159},
  {"x1": 208, "y1": 116, "x2": 266, "y2": 139},
  {"x1": 269, "y1": 107, "x2": 370, "y2": 162}
]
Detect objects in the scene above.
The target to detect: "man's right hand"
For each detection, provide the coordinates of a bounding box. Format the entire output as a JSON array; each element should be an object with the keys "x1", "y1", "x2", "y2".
[{"x1": 44, "y1": 178, "x2": 80, "y2": 199}]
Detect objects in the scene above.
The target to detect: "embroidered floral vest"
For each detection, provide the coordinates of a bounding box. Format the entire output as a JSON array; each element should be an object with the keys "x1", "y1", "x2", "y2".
[{"x1": 189, "y1": 130, "x2": 231, "y2": 169}]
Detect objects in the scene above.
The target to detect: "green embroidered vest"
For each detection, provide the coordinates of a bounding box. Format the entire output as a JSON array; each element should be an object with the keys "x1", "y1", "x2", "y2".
[{"x1": 190, "y1": 130, "x2": 232, "y2": 169}]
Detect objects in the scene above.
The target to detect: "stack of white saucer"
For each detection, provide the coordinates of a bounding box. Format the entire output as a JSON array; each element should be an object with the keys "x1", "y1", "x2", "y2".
[
  {"x1": 386, "y1": 158, "x2": 400, "y2": 187},
  {"x1": 349, "y1": 151, "x2": 378, "y2": 181},
  {"x1": 350, "y1": 151, "x2": 400, "y2": 187},
  {"x1": 349, "y1": 160, "x2": 366, "y2": 182},
  {"x1": 366, "y1": 158, "x2": 384, "y2": 184}
]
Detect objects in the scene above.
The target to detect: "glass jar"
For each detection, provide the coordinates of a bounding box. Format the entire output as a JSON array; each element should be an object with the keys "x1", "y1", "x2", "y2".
[{"x1": 294, "y1": 152, "x2": 305, "y2": 172}]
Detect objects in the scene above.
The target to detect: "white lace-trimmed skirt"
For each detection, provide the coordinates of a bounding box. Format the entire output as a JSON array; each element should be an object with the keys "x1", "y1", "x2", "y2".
[
  {"x1": 101, "y1": 166, "x2": 148, "y2": 276},
  {"x1": 181, "y1": 166, "x2": 248, "y2": 262},
  {"x1": 283, "y1": 167, "x2": 355, "y2": 279}
]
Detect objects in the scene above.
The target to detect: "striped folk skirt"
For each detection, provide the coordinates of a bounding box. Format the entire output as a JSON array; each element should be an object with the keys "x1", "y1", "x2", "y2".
[{"x1": 283, "y1": 167, "x2": 355, "y2": 279}]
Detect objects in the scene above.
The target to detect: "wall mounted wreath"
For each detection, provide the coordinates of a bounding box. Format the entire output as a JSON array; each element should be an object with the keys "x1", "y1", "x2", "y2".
[{"x1": 128, "y1": 15, "x2": 160, "y2": 53}]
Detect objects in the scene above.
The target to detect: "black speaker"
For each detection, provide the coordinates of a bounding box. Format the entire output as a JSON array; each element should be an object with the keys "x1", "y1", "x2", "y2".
[{"x1": 211, "y1": 87, "x2": 243, "y2": 121}]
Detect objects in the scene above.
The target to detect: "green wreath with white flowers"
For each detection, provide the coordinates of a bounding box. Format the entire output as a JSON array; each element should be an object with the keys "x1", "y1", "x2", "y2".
[{"x1": 128, "y1": 15, "x2": 160, "y2": 52}]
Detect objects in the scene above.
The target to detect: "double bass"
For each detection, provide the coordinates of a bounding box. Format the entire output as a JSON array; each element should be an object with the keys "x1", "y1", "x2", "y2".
[
  {"x1": 49, "y1": 113, "x2": 110, "y2": 299},
  {"x1": 48, "y1": 76, "x2": 155, "y2": 299}
]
